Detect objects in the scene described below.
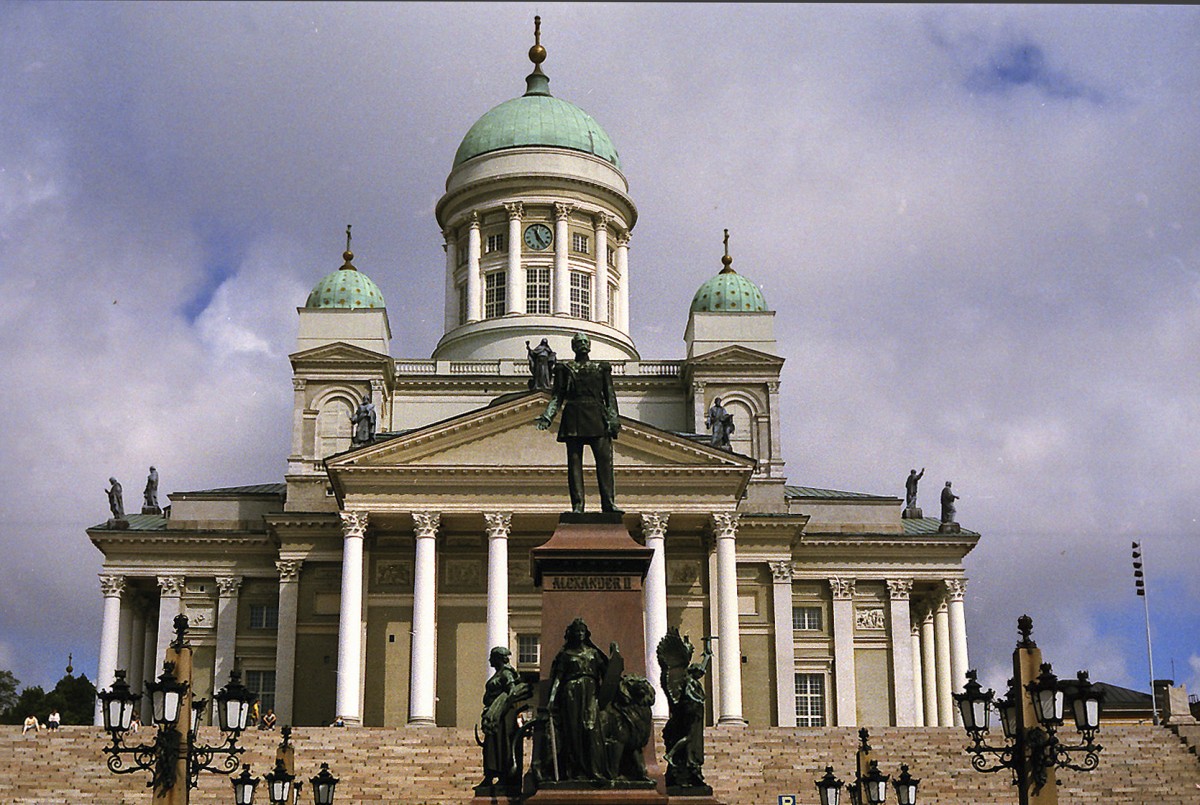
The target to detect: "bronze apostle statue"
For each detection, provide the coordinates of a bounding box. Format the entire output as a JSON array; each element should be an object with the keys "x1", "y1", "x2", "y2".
[{"x1": 535, "y1": 332, "x2": 622, "y2": 514}]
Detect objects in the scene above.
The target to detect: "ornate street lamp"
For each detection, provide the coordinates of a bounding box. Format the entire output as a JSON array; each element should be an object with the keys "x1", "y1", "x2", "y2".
[
  {"x1": 265, "y1": 758, "x2": 296, "y2": 805},
  {"x1": 97, "y1": 614, "x2": 253, "y2": 796},
  {"x1": 816, "y1": 729, "x2": 918, "y2": 805},
  {"x1": 232, "y1": 765, "x2": 259, "y2": 805},
  {"x1": 954, "y1": 615, "x2": 1105, "y2": 804},
  {"x1": 309, "y1": 763, "x2": 340, "y2": 805}
]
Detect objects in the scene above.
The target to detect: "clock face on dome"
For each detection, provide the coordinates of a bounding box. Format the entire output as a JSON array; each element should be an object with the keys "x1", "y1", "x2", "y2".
[{"x1": 524, "y1": 223, "x2": 553, "y2": 251}]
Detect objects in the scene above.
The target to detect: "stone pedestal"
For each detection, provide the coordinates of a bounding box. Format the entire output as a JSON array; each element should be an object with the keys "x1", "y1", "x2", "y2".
[
  {"x1": 141, "y1": 505, "x2": 162, "y2": 515},
  {"x1": 938, "y1": 521, "x2": 960, "y2": 533},
  {"x1": 525, "y1": 513, "x2": 668, "y2": 804},
  {"x1": 901, "y1": 506, "x2": 922, "y2": 519}
]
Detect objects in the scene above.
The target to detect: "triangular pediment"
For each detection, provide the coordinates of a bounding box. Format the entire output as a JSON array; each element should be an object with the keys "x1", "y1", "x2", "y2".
[
  {"x1": 686, "y1": 344, "x2": 785, "y2": 369},
  {"x1": 324, "y1": 392, "x2": 753, "y2": 511},
  {"x1": 290, "y1": 341, "x2": 390, "y2": 370}
]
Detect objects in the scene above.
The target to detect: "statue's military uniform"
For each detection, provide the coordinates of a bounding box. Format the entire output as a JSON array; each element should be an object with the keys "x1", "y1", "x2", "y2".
[{"x1": 552, "y1": 361, "x2": 619, "y2": 441}]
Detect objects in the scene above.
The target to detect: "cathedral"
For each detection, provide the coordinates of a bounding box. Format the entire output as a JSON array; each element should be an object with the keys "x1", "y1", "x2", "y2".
[{"x1": 89, "y1": 21, "x2": 976, "y2": 734}]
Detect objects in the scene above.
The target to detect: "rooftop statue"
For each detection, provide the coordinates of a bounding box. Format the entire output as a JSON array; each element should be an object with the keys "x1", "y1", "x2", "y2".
[
  {"x1": 527, "y1": 338, "x2": 557, "y2": 391},
  {"x1": 535, "y1": 333, "x2": 621, "y2": 514},
  {"x1": 142, "y1": 466, "x2": 160, "y2": 514},
  {"x1": 941, "y1": 481, "x2": 959, "y2": 524},
  {"x1": 905, "y1": 467, "x2": 924, "y2": 510},
  {"x1": 706, "y1": 397, "x2": 735, "y2": 451},
  {"x1": 350, "y1": 393, "x2": 376, "y2": 448},
  {"x1": 106, "y1": 477, "x2": 125, "y2": 521}
]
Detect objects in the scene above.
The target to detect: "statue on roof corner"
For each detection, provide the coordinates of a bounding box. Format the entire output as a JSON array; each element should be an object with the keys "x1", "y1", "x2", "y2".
[
  {"x1": 939, "y1": 481, "x2": 960, "y2": 533},
  {"x1": 706, "y1": 397, "x2": 735, "y2": 450},
  {"x1": 535, "y1": 332, "x2": 622, "y2": 514},
  {"x1": 527, "y1": 337, "x2": 557, "y2": 391},
  {"x1": 350, "y1": 393, "x2": 376, "y2": 448},
  {"x1": 142, "y1": 466, "x2": 161, "y2": 515},
  {"x1": 903, "y1": 467, "x2": 924, "y2": 519},
  {"x1": 106, "y1": 477, "x2": 126, "y2": 525}
]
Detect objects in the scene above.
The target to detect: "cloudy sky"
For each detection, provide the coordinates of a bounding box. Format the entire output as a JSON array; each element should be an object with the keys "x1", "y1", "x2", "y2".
[{"x1": 1, "y1": 3, "x2": 1196, "y2": 704}]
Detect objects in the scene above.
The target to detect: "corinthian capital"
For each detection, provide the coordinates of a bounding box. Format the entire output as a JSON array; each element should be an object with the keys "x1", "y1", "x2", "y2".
[
  {"x1": 339, "y1": 510, "x2": 369, "y2": 539},
  {"x1": 553, "y1": 201, "x2": 575, "y2": 221},
  {"x1": 99, "y1": 574, "x2": 126, "y2": 598},
  {"x1": 769, "y1": 560, "x2": 794, "y2": 583},
  {"x1": 276, "y1": 560, "x2": 304, "y2": 582},
  {"x1": 886, "y1": 579, "x2": 914, "y2": 601},
  {"x1": 504, "y1": 201, "x2": 524, "y2": 220},
  {"x1": 593, "y1": 211, "x2": 612, "y2": 231},
  {"x1": 640, "y1": 512, "x2": 670, "y2": 539},
  {"x1": 710, "y1": 512, "x2": 740, "y2": 540},
  {"x1": 484, "y1": 512, "x2": 512, "y2": 539},
  {"x1": 829, "y1": 577, "x2": 856, "y2": 599},
  {"x1": 944, "y1": 578, "x2": 968, "y2": 601},
  {"x1": 216, "y1": 576, "x2": 243, "y2": 597},
  {"x1": 413, "y1": 511, "x2": 441, "y2": 539},
  {"x1": 157, "y1": 575, "x2": 186, "y2": 597}
]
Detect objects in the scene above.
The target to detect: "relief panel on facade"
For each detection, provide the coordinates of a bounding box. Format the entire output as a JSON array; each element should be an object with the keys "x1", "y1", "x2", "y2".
[
  {"x1": 855, "y1": 607, "x2": 886, "y2": 631},
  {"x1": 376, "y1": 559, "x2": 414, "y2": 589}
]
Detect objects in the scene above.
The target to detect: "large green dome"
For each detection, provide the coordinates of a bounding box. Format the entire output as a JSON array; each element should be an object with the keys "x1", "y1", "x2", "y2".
[
  {"x1": 305, "y1": 252, "x2": 385, "y2": 309},
  {"x1": 690, "y1": 270, "x2": 768, "y2": 313},
  {"x1": 453, "y1": 72, "x2": 620, "y2": 169}
]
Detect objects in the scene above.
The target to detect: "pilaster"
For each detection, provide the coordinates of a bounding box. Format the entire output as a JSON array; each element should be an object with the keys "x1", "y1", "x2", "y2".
[
  {"x1": 770, "y1": 560, "x2": 797, "y2": 727},
  {"x1": 830, "y1": 577, "x2": 857, "y2": 726},
  {"x1": 275, "y1": 560, "x2": 302, "y2": 725},
  {"x1": 214, "y1": 576, "x2": 242, "y2": 691},
  {"x1": 886, "y1": 578, "x2": 916, "y2": 726}
]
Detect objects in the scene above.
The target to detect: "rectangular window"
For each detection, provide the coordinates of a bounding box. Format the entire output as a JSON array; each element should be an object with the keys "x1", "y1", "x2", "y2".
[
  {"x1": 572, "y1": 233, "x2": 589, "y2": 254},
  {"x1": 457, "y1": 240, "x2": 467, "y2": 266},
  {"x1": 458, "y1": 283, "x2": 468, "y2": 325},
  {"x1": 245, "y1": 670, "x2": 276, "y2": 715},
  {"x1": 607, "y1": 245, "x2": 616, "y2": 267},
  {"x1": 484, "y1": 271, "x2": 507, "y2": 318},
  {"x1": 793, "y1": 606, "x2": 823, "y2": 631},
  {"x1": 607, "y1": 283, "x2": 617, "y2": 324},
  {"x1": 570, "y1": 271, "x2": 591, "y2": 319},
  {"x1": 249, "y1": 603, "x2": 279, "y2": 630},
  {"x1": 517, "y1": 634, "x2": 540, "y2": 666},
  {"x1": 526, "y1": 267, "x2": 551, "y2": 314},
  {"x1": 486, "y1": 233, "x2": 506, "y2": 254},
  {"x1": 795, "y1": 673, "x2": 826, "y2": 726}
]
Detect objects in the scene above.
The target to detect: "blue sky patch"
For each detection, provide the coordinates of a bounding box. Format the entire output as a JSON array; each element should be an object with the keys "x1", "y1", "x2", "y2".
[
  {"x1": 966, "y1": 40, "x2": 1105, "y2": 103},
  {"x1": 181, "y1": 218, "x2": 253, "y2": 322}
]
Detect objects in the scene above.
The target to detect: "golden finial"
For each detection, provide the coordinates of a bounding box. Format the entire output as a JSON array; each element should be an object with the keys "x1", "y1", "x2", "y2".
[
  {"x1": 341, "y1": 224, "x2": 356, "y2": 270},
  {"x1": 529, "y1": 15, "x2": 547, "y2": 72},
  {"x1": 720, "y1": 228, "x2": 735, "y2": 273}
]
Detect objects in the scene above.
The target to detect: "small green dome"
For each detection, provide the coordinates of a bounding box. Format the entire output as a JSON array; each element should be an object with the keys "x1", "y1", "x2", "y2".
[
  {"x1": 305, "y1": 252, "x2": 386, "y2": 309},
  {"x1": 690, "y1": 270, "x2": 768, "y2": 313},
  {"x1": 453, "y1": 72, "x2": 620, "y2": 169}
]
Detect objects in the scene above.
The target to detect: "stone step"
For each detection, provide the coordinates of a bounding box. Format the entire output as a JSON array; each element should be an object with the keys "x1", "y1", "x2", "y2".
[{"x1": 2, "y1": 724, "x2": 1198, "y2": 803}]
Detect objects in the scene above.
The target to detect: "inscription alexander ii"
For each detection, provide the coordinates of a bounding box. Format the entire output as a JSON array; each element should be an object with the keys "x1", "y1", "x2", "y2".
[{"x1": 548, "y1": 574, "x2": 642, "y2": 592}]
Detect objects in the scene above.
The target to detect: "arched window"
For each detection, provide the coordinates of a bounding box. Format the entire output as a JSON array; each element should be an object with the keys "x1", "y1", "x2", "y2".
[{"x1": 316, "y1": 397, "x2": 353, "y2": 458}]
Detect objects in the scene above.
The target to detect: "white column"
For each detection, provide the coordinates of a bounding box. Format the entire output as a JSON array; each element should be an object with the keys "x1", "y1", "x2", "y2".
[
  {"x1": 641, "y1": 512, "x2": 670, "y2": 721},
  {"x1": 934, "y1": 594, "x2": 953, "y2": 726},
  {"x1": 830, "y1": 577, "x2": 857, "y2": 726},
  {"x1": 155, "y1": 575, "x2": 185, "y2": 671},
  {"x1": 466, "y1": 213, "x2": 482, "y2": 322},
  {"x1": 593, "y1": 213, "x2": 610, "y2": 324},
  {"x1": 94, "y1": 574, "x2": 126, "y2": 725},
  {"x1": 770, "y1": 560, "x2": 797, "y2": 727},
  {"x1": 484, "y1": 512, "x2": 512, "y2": 675},
  {"x1": 505, "y1": 203, "x2": 524, "y2": 314},
  {"x1": 712, "y1": 512, "x2": 745, "y2": 726},
  {"x1": 886, "y1": 579, "x2": 916, "y2": 726},
  {"x1": 443, "y1": 228, "x2": 458, "y2": 331},
  {"x1": 409, "y1": 511, "x2": 441, "y2": 726},
  {"x1": 275, "y1": 560, "x2": 302, "y2": 725},
  {"x1": 127, "y1": 603, "x2": 146, "y2": 711},
  {"x1": 910, "y1": 623, "x2": 925, "y2": 727},
  {"x1": 615, "y1": 233, "x2": 630, "y2": 331},
  {"x1": 553, "y1": 202, "x2": 573, "y2": 315},
  {"x1": 336, "y1": 511, "x2": 368, "y2": 726},
  {"x1": 706, "y1": 544, "x2": 721, "y2": 718},
  {"x1": 946, "y1": 578, "x2": 970, "y2": 725},
  {"x1": 214, "y1": 577, "x2": 241, "y2": 689},
  {"x1": 919, "y1": 604, "x2": 938, "y2": 727}
]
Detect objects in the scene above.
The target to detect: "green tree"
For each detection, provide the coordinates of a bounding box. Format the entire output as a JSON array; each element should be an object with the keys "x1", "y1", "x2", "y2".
[
  {"x1": 3, "y1": 685, "x2": 46, "y2": 725},
  {"x1": 47, "y1": 672, "x2": 96, "y2": 725},
  {"x1": 0, "y1": 669, "x2": 17, "y2": 714}
]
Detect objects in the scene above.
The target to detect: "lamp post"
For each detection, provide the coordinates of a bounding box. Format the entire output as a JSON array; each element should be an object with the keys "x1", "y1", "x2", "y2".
[
  {"x1": 954, "y1": 615, "x2": 1104, "y2": 805},
  {"x1": 234, "y1": 726, "x2": 339, "y2": 805},
  {"x1": 97, "y1": 614, "x2": 254, "y2": 802},
  {"x1": 814, "y1": 728, "x2": 920, "y2": 805}
]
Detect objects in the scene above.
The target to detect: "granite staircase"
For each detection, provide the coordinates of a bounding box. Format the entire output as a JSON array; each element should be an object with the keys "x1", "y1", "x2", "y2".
[{"x1": 2, "y1": 724, "x2": 1198, "y2": 804}]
